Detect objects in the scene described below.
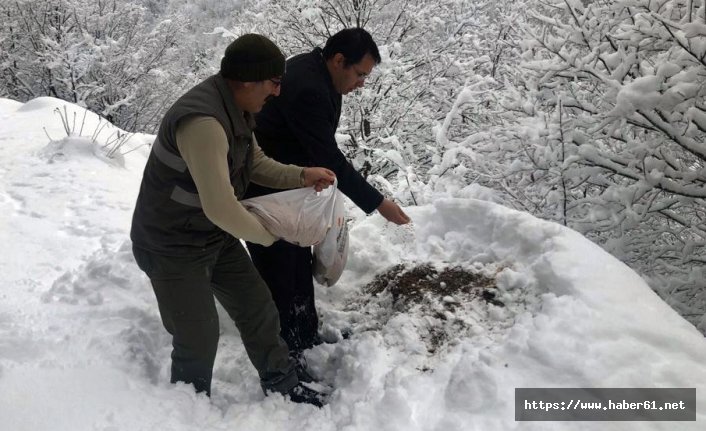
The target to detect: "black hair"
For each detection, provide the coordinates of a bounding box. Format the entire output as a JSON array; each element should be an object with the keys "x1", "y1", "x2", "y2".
[{"x1": 322, "y1": 28, "x2": 381, "y2": 66}]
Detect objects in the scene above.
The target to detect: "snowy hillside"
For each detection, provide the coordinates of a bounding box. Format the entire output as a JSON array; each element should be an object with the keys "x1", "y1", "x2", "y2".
[{"x1": 0, "y1": 97, "x2": 704, "y2": 431}]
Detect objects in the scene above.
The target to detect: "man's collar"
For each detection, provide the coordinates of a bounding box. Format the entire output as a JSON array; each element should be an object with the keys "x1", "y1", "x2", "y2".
[
  {"x1": 213, "y1": 74, "x2": 255, "y2": 136},
  {"x1": 312, "y1": 47, "x2": 336, "y2": 94}
]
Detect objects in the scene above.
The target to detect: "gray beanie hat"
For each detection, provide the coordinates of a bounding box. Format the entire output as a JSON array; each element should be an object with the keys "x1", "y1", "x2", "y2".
[{"x1": 220, "y1": 34, "x2": 285, "y2": 82}]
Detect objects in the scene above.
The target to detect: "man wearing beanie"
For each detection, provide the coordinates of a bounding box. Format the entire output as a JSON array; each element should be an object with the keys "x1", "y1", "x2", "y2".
[
  {"x1": 130, "y1": 33, "x2": 334, "y2": 407},
  {"x1": 245, "y1": 28, "x2": 411, "y2": 377}
]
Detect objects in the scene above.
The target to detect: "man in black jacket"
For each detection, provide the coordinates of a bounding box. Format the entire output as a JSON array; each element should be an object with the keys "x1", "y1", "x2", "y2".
[{"x1": 245, "y1": 28, "x2": 411, "y2": 365}]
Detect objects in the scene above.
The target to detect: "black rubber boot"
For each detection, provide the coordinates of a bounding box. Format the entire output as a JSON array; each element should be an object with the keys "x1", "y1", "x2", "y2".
[
  {"x1": 293, "y1": 354, "x2": 316, "y2": 383},
  {"x1": 287, "y1": 383, "x2": 326, "y2": 408}
]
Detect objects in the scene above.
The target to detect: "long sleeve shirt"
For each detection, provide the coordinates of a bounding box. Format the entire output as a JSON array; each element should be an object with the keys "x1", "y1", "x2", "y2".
[{"x1": 176, "y1": 115, "x2": 304, "y2": 246}]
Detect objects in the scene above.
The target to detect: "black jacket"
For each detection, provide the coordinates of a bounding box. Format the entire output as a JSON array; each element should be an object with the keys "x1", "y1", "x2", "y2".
[{"x1": 246, "y1": 48, "x2": 383, "y2": 214}]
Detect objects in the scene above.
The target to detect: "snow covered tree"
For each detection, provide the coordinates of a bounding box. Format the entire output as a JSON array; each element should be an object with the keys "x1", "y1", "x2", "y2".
[
  {"x1": 0, "y1": 0, "x2": 189, "y2": 132},
  {"x1": 507, "y1": 0, "x2": 706, "y2": 329}
]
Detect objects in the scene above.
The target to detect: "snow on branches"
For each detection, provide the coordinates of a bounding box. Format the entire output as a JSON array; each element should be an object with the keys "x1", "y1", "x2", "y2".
[
  {"x1": 0, "y1": 0, "x2": 188, "y2": 132},
  {"x1": 518, "y1": 0, "x2": 706, "y2": 328}
]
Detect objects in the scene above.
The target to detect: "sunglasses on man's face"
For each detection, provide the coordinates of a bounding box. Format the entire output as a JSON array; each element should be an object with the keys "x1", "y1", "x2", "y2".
[{"x1": 269, "y1": 78, "x2": 282, "y2": 87}]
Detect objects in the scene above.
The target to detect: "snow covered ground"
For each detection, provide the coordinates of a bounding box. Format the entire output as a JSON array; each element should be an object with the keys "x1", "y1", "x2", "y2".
[{"x1": 0, "y1": 97, "x2": 704, "y2": 430}]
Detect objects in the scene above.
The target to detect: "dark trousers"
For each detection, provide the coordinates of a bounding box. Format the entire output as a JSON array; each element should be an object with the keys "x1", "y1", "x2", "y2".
[
  {"x1": 132, "y1": 236, "x2": 297, "y2": 396},
  {"x1": 246, "y1": 239, "x2": 319, "y2": 354}
]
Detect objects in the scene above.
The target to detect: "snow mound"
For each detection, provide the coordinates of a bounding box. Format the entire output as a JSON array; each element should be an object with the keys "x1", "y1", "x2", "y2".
[
  {"x1": 38, "y1": 136, "x2": 126, "y2": 167},
  {"x1": 0, "y1": 97, "x2": 23, "y2": 112},
  {"x1": 16, "y1": 96, "x2": 77, "y2": 112},
  {"x1": 5, "y1": 96, "x2": 153, "y2": 165},
  {"x1": 312, "y1": 198, "x2": 706, "y2": 429}
]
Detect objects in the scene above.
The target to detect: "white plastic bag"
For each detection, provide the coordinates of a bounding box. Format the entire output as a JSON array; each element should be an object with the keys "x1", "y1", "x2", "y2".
[
  {"x1": 241, "y1": 182, "x2": 340, "y2": 247},
  {"x1": 313, "y1": 190, "x2": 349, "y2": 287}
]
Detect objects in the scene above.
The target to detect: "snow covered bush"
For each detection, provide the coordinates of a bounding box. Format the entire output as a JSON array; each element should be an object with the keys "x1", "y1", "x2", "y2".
[
  {"x1": 505, "y1": 0, "x2": 706, "y2": 329},
  {"x1": 0, "y1": 0, "x2": 189, "y2": 132}
]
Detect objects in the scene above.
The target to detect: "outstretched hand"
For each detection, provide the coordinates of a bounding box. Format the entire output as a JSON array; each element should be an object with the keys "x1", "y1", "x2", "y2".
[
  {"x1": 301, "y1": 167, "x2": 336, "y2": 192},
  {"x1": 377, "y1": 198, "x2": 411, "y2": 225}
]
